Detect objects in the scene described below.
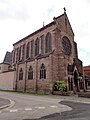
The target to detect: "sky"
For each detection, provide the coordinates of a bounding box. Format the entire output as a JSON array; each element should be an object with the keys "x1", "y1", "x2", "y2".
[{"x1": 0, "y1": 0, "x2": 90, "y2": 66}]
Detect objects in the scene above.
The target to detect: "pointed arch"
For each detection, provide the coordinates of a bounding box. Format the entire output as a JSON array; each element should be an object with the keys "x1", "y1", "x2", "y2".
[
  {"x1": 22, "y1": 44, "x2": 25, "y2": 60},
  {"x1": 40, "y1": 63, "x2": 46, "y2": 79},
  {"x1": 26, "y1": 42, "x2": 30, "y2": 59},
  {"x1": 19, "y1": 68, "x2": 23, "y2": 80},
  {"x1": 18, "y1": 46, "x2": 21, "y2": 60},
  {"x1": 28, "y1": 66, "x2": 33, "y2": 80},
  {"x1": 45, "y1": 32, "x2": 52, "y2": 53},
  {"x1": 35, "y1": 38, "x2": 39, "y2": 56}
]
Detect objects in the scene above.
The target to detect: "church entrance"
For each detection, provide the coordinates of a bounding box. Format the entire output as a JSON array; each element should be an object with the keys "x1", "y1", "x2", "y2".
[{"x1": 74, "y1": 70, "x2": 79, "y2": 92}]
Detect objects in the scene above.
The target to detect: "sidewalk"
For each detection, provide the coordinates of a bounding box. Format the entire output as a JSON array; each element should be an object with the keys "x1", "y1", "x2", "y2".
[
  {"x1": 0, "y1": 98, "x2": 10, "y2": 110},
  {"x1": 48, "y1": 94, "x2": 90, "y2": 104}
]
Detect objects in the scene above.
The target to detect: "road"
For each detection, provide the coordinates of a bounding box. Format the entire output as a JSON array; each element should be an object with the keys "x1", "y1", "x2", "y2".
[
  {"x1": 0, "y1": 91, "x2": 71, "y2": 120},
  {"x1": 0, "y1": 91, "x2": 90, "y2": 120},
  {"x1": 35, "y1": 101, "x2": 90, "y2": 120}
]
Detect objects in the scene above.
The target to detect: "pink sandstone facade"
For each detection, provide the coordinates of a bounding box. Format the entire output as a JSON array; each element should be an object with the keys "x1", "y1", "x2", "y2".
[{"x1": 12, "y1": 11, "x2": 85, "y2": 94}]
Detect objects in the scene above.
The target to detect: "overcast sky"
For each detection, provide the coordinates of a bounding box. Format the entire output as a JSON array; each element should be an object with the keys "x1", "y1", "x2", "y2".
[{"x1": 0, "y1": 0, "x2": 90, "y2": 66}]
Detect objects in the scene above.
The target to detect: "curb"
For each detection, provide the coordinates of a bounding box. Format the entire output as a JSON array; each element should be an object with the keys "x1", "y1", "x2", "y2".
[{"x1": 0, "y1": 99, "x2": 15, "y2": 110}]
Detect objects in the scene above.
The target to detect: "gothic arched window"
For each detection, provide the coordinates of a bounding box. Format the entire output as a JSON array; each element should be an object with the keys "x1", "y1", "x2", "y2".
[
  {"x1": 35, "y1": 38, "x2": 39, "y2": 56},
  {"x1": 19, "y1": 46, "x2": 21, "y2": 61},
  {"x1": 28, "y1": 66, "x2": 33, "y2": 80},
  {"x1": 19, "y1": 68, "x2": 23, "y2": 80},
  {"x1": 26, "y1": 42, "x2": 30, "y2": 59},
  {"x1": 62, "y1": 36, "x2": 72, "y2": 56},
  {"x1": 45, "y1": 32, "x2": 52, "y2": 53},
  {"x1": 40, "y1": 64, "x2": 46, "y2": 79},
  {"x1": 22, "y1": 44, "x2": 25, "y2": 60},
  {"x1": 16, "y1": 48, "x2": 19, "y2": 62}
]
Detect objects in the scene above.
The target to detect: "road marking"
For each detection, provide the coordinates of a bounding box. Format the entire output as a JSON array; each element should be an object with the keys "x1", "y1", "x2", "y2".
[
  {"x1": 9, "y1": 109, "x2": 18, "y2": 112},
  {"x1": 38, "y1": 107, "x2": 45, "y2": 109},
  {"x1": 25, "y1": 108, "x2": 32, "y2": 111},
  {"x1": 50, "y1": 105, "x2": 58, "y2": 108},
  {"x1": 1, "y1": 105, "x2": 58, "y2": 113},
  {"x1": 35, "y1": 106, "x2": 45, "y2": 109}
]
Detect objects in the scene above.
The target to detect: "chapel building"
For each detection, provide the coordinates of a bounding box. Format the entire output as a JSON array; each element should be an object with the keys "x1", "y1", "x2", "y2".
[{"x1": 12, "y1": 10, "x2": 85, "y2": 94}]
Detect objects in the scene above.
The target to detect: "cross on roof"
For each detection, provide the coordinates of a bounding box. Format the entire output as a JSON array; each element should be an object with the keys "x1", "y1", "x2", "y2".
[{"x1": 63, "y1": 7, "x2": 66, "y2": 13}]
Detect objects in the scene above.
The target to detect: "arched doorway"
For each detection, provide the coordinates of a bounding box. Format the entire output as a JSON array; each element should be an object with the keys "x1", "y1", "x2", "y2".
[
  {"x1": 74, "y1": 70, "x2": 79, "y2": 92},
  {"x1": 68, "y1": 77, "x2": 73, "y2": 91}
]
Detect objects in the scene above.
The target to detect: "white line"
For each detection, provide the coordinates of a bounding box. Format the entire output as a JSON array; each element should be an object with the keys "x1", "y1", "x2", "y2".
[
  {"x1": 25, "y1": 108, "x2": 32, "y2": 111},
  {"x1": 50, "y1": 105, "x2": 58, "y2": 108},
  {"x1": 35, "y1": 106, "x2": 45, "y2": 109},
  {"x1": 1, "y1": 99, "x2": 15, "y2": 112},
  {"x1": 38, "y1": 107, "x2": 45, "y2": 109},
  {"x1": 9, "y1": 109, "x2": 18, "y2": 112}
]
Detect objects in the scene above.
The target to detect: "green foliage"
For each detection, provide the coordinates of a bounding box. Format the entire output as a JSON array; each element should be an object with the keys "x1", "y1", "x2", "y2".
[{"x1": 53, "y1": 81, "x2": 67, "y2": 92}]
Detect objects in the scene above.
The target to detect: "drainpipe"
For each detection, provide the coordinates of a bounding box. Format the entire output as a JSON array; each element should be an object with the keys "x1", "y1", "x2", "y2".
[
  {"x1": 24, "y1": 61, "x2": 27, "y2": 92},
  {"x1": 35, "y1": 58, "x2": 38, "y2": 93},
  {"x1": 15, "y1": 63, "x2": 18, "y2": 91},
  {"x1": 51, "y1": 54, "x2": 53, "y2": 94}
]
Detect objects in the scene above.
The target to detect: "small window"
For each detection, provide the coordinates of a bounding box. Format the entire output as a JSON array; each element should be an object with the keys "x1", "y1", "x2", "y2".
[
  {"x1": 28, "y1": 66, "x2": 33, "y2": 80},
  {"x1": 40, "y1": 64, "x2": 46, "y2": 79},
  {"x1": 19, "y1": 68, "x2": 23, "y2": 80}
]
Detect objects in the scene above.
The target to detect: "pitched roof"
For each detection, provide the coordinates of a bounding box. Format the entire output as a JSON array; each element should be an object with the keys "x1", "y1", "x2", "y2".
[
  {"x1": 83, "y1": 65, "x2": 90, "y2": 70},
  {"x1": 3, "y1": 51, "x2": 12, "y2": 64},
  {"x1": 13, "y1": 21, "x2": 55, "y2": 46},
  {"x1": 13, "y1": 12, "x2": 74, "y2": 46}
]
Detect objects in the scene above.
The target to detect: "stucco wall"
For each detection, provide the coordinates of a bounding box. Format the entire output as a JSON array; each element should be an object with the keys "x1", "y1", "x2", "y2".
[
  {"x1": 0, "y1": 64, "x2": 9, "y2": 73},
  {"x1": 0, "y1": 71, "x2": 14, "y2": 90}
]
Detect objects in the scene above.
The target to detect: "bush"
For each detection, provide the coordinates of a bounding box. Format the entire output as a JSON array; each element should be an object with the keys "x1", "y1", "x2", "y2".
[{"x1": 53, "y1": 81, "x2": 67, "y2": 92}]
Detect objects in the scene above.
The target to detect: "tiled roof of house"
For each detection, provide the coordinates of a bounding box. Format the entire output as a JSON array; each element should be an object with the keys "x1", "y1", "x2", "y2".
[{"x1": 83, "y1": 65, "x2": 90, "y2": 70}]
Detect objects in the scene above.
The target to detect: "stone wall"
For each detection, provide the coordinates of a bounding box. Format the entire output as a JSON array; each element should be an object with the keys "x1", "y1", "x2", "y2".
[{"x1": 15, "y1": 55, "x2": 52, "y2": 93}]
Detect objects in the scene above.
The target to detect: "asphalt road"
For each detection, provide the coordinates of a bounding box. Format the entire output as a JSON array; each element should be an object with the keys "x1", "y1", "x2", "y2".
[
  {"x1": 27, "y1": 101, "x2": 90, "y2": 120},
  {"x1": 0, "y1": 91, "x2": 90, "y2": 120},
  {"x1": 0, "y1": 98, "x2": 10, "y2": 108},
  {"x1": 0, "y1": 91, "x2": 71, "y2": 120}
]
